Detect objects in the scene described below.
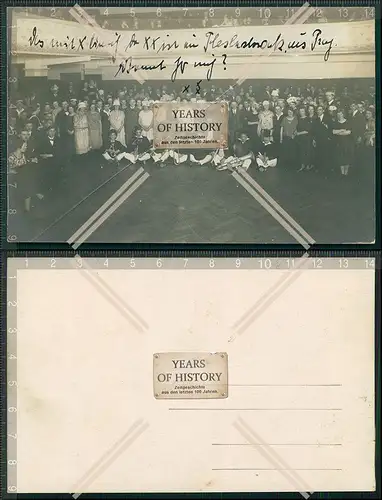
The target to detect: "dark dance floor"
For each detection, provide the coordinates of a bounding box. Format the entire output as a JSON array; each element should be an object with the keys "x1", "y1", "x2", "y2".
[{"x1": 8, "y1": 151, "x2": 376, "y2": 244}]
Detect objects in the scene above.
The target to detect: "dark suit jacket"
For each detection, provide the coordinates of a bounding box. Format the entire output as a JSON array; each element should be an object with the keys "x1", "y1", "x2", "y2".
[
  {"x1": 25, "y1": 136, "x2": 39, "y2": 160},
  {"x1": 56, "y1": 110, "x2": 70, "y2": 137},
  {"x1": 229, "y1": 110, "x2": 243, "y2": 136},
  {"x1": 127, "y1": 136, "x2": 150, "y2": 155},
  {"x1": 350, "y1": 111, "x2": 366, "y2": 140},
  {"x1": 125, "y1": 108, "x2": 139, "y2": 141},
  {"x1": 102, "y1": 111, "x2": 111, "y2": 141},
  {"x1": 39, "y1": 135, "x2": 61, "y2": 157},
  {"x1": 313, "y1": 115, "x2": 332, "y2": 143},
  {"x1": 49, "y1": 92, "x2": 61, "y2": 104}
]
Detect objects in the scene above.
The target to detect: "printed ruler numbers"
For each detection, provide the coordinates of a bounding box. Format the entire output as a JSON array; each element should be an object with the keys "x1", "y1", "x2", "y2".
[
  {"x1": 6, "y1": 257, "x2": 379, "y2": 271},
  {"x1": 7, "y1": 259, "x2": 19, "y2": 493}
]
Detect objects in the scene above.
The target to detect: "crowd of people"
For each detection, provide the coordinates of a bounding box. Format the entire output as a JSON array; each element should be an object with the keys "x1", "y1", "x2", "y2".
[{"x1": 8, "y1": 79, "x2": 375, "y2": 212}]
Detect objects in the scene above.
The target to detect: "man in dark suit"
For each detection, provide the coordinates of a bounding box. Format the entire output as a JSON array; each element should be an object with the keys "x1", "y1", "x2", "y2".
[
  {"x1": 349, "y1": 102, "x2": 366, "y2": 163},
  {"x1": 101, "y1": 103, "x2": 111, "y2": 146},
  {"x1": 38, "y1": 126, "x2": 62, "y2": 193},
  {"x1": 349, "y1": 102, "x2": 366, "y2": 144},
  {"x1": 313, "y1": 105, "x2": 333, "y2": 173},
  {"x1": 55, "y1": 101, "x2": 69, "y2": 136},
  {"x1": 228, "y1": 101, "x2": 243, "y2": 152},
  {"x1": 39, "y1": 126, "x2": 60, "y2": 158},
  {"x1": 66, "y1": 82, "x2": 77, "y2": 102},
  {"x1": 49, "y1": 84, "x2": 61, "y2": 105},
  {"x1": 21, "y1": 125, "x2": 39, "y2": 162}
]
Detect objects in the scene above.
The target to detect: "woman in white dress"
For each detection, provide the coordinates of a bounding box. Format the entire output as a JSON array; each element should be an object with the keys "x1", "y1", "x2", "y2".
[
  {"x1": 138, "y1": 100, "x2": 154, "y2": 142},
  {"x1": 109, "y1": 99, "x2": 126, "y2": 147}
]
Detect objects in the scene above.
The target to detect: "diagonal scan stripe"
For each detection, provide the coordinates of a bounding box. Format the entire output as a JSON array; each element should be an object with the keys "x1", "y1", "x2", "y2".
[
  {"x1": 232, "y1": 172, "x2": 311, "y2": 248},
  {"x1": 32, "y1": 160, "x2": 147, "y2": 242},
  {"x1": 70, "y1": 255, "x2": 148, "y2": 333},
  {"x1": 71, "y1": 418, "x2": 149, "y2": 499},
  {"x1": 67, "y1": 167, "x2": 145, "y2": 245},
  {"x1": 238, "y1": 169, "x2": 316, "y2": 246},
  {"x1": 233, "y1": 3, "x2": 315, "y2": 87},
  {"x1": 229, "y1": 253, "x2": 312, "y2": 341},
  {"x1": 234, "y1": 417, "x2": 313, "y2": 498},
  {"x1": 70, "y1": 172, "x2": 150, "y2": 249},
  {"x1": 69, "y1": 4, "x2": 147, "y2": 84}
]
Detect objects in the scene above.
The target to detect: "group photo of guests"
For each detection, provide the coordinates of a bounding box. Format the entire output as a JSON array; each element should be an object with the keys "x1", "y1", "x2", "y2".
[{"x1": 8, "y1": 79, "x2": 375, "y2": 214}]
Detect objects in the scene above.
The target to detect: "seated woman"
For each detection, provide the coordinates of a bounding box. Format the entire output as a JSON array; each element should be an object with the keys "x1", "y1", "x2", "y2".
[
  {"x1": 217, "y1": 131, "x2": 253, "y2": 172},
  {"x1": 118, "y1": 126, "x2": 151, "y2": 164},
  {"x1": 102, "y1": 129, "x2": 125, "y2": 164},
  {"x1": 256, "y1": 130, "x2": 278, "y2": 172},
  {"x1": 8, "y1": 139, "x2": 39, "y2": 212}
]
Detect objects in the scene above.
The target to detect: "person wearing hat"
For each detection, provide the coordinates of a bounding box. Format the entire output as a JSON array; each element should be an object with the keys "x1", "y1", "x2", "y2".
[
  {"x1": 258, "y1": 100, "x2": 274, "y2": 140},
  {"x1": 73, "y1": 102, "x2": 90, "y2": 155},
  {"x1": 109, "y1": 99, "x2": 126, "y2": 147}
]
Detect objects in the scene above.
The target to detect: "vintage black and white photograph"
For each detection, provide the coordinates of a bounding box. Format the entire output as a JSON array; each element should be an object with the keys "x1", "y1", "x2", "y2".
[{"x1": 7, "y1": 5, "x2": 376, "y2": 244}]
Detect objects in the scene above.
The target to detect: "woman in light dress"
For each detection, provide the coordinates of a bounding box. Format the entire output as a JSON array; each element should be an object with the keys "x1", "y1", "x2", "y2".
[
  {"x1": 109, "y1": 99, "x2": 126, "y2": 147},
  {"x1": 138, "y1": 100, "x2": 154, "y2": 142},
  {"x1": 73, "y1": 102, "x2": 90, "y2": 155},
  {"x1": 87, "y1": 103, "x2": 103, "y2": 150}
]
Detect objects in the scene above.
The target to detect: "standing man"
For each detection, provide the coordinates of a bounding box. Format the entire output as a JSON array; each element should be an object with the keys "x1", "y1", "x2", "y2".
[
  {"x1": 38, "y1": 126, "x2": 62, "y2": 194},
  {"x1": 49, "y1": 84, "x2": 61, "y2": 104},
  {"x1": 313, "y1": 105, "x2": 332, "y2": 174},
  {"x1": 228, "y1": 101, "x2": 242, "y2": 152},
  {"x1": 349, "y1": 101, "x2": 366, "y2": 164}
]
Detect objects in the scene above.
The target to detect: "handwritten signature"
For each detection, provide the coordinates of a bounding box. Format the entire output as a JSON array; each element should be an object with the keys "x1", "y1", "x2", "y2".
[{"x1": 28, "y1": 26, "x2": 336, "y2": 82}]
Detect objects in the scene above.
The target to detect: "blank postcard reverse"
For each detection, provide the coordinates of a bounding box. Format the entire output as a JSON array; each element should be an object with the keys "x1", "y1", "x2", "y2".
[{"x1": 9, "y1": 258, "x2": 375, "y2": 494}]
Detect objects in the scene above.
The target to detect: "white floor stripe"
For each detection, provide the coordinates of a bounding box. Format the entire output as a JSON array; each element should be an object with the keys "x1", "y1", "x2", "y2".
[
  {"x1": 232, "y1": 172, "x2": 310, "y2": 248},
  {"x1": 72, "y1": 172, "x2": 150, "y2": 249},
  {"x1": 238, "y1": 169, "x2": 316, "y2": 245},
  {"x1": 68, "y1": 167, "x2": 145, "y2": 245}
]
